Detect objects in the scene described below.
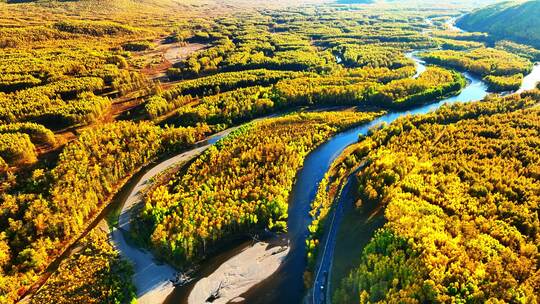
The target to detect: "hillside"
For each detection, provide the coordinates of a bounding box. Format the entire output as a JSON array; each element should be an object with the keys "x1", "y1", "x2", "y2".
[{"x1": 457, "y1": 0, "x2": 540, "y2": 48}]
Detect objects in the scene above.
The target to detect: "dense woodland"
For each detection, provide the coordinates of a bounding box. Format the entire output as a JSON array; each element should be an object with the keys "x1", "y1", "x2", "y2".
[
  {"x1": 0, "y1": 121, "x2": 209, "y2": 302},
  {"x1": 421, "y1": 48, "x2": 532, "y2": 91},
  {"x1": 0, "y1": 0, "x2": 539, "y2": 303},
  {"x1": 0, "y1": 47, "x2": 148, "y2": 128},
  {"x1": 325, "y1": 91, "x2": 540, "y2": 303},
  {"x1": 135, "y1": 111, "x2": 380, "y2": 265},
  {"x1": 31, "y1": 229, "x2": 136, "y2": 304}
]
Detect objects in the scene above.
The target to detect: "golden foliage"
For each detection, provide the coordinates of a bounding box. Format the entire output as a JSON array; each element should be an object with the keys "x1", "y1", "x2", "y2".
[
  {"x1": 334, "y1": 91, "x2": 540, "y2": 303},
  {"x1": 136, "y1": 111, "x2": 382, "y2": 265}
]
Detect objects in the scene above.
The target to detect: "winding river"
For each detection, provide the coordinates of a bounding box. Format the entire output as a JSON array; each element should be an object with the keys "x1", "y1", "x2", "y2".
[
  {"x1": 241, "y1": 54, "x2": 490, "y2": 304},
  {"x1": 112, "y1": 18, "x2": 540, "y2": 304},
  {"x1": 18, "y1": 13, "x2": 540, "y2": 304},
  {"x1": 158, "y1": 55, "x2": 489, "y2": 304},
  {"x1": 117, "y1": 61, "x2": 540, "y2": 304},
  {"x1": 309, "y1": 20, "x2": 540, "y2": 304}
]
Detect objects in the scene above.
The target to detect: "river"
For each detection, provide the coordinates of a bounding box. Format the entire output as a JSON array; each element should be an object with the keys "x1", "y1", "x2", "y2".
[
  {"x1": 113, "y1": 21, "x2": 540, "y2": 304},
  {"x1": 121, "y1": 54, "x2": 540, "y2": 304},
  {"x1": 518, "y1": 63, "x2": 540, "y2": 93},
  {"x1": 311, "y1": 20, "x2": 540, "y2": 304},
  {"x1": 405, "y1": 51, "x2": 426, "y2": 78},
  {"x1": 242, "y1": 53, "x2": 490, "y2": 304},
  {"x1": 17, "y1": 11, "x2": 540, "y2": 304},
  {"x1": 445, "y1": 16, "x2": 464, "y2": 32}
]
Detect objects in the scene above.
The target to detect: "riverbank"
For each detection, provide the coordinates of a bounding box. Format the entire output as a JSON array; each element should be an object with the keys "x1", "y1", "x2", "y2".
[
  {"x1": 307, "y1": 53, "x2": 489, "y2": 303},
  {"x1": 314, "y1": 25, "x2": 540, "y2": 302},
  {"x1": 112, "y1": 55, "x2": 537, "y2": 304},
  {"x1": 204, "y1": 52, "x2": 481, "y2": 304},
  {"x1": 111, "y1": 126, "x2": 240, "y2": 304},
  {"x1": 325, "y1": 177, "x2": 386, "y2": 299},
  {"x1": 111, "y1": 109, "x2": 358, "y2": 304},
  {"x1": 187, "y1": 237, "x2": 289, "y2": 304}
]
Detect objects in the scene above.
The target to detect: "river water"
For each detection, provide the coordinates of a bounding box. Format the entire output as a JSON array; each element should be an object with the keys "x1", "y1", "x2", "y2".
[
  {"x1": 308, "y1": 23, "x2": 540, "y2": 304},
  {"x1": 155, "y1": 53, "x2": 540, "y2": 303},
  {"x1": 406, "y1": 51, "x2": 426, "y2": 78},
  {"x1": 519, "y1": 63, "x2": 540, "y2": 93},
  {"x1": 235, "y1": 54, "x2": 489, "y2": 304},
  {"x1": 258, "y1": 19, "x2": 540, "y2": 304},
  {"x1": 117, "y1": 22, "x2": 540, "y2": 304}
]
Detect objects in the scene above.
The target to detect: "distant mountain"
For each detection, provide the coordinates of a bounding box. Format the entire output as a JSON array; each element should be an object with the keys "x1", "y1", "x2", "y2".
[{"x1": 458, "y1": 0, "x2": 540, "y2": 48}]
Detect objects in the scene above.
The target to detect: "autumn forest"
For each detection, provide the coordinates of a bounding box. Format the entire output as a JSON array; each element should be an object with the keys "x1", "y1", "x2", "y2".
[{"x1": 0, "y1": 0, "x2": 538, "y2": 303}]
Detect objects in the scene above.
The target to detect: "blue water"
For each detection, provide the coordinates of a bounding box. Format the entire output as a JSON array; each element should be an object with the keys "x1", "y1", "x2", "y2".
[
  {"x1": 406, "y1": 51, "x2": 426, "y2": 78},
  {"x1": 244, "y1": 22, "x2": 540, "y2": 304},
  {"x1": 242, "y1": 57, "x2": 489, "y2": 303},
  {"x1": 165, "y1": 49, "x2": 540, "y2": 302}
]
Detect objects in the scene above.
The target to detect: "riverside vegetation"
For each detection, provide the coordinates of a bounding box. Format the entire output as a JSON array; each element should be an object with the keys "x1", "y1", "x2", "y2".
[
  {"x1": 310, "y1": 90, "x2": 540, "y2": 303},
  {"x1": 134, "y1": 111, "x2": 382, "y2": 266},
  {"x1": 0, "y1": 0, "x2": 539, "y2": 303}
]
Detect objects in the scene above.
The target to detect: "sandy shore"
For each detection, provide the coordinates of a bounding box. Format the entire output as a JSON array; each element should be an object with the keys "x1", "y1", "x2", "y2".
[
  {"x1": 111, "y1": 145, "x2": 211, "y2": 304},
  {"x1": 110, "y1": 127, "x2": 242, "y2": 304},
  {"x1": 109, "y1": 117, "x2": 278, "y2": 304},
  {"x1": 188, "y1": 241, "x2": 289, "y2": 304}
]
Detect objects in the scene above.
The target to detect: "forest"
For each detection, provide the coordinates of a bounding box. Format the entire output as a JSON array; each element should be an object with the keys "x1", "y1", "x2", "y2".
[
  {"x1": 0, "y1": 120, "x2": 210, "y2": 302},
  {"x1": 421, "y1": 48, "x2": 532, "y2": 91},
  {"x1": 31, "y1": 229, "x2": 136, "y2": 304},
  {"x1": 457, "y1": 0, "x2": 540, "y2": 48},
  {"x1": 134, "y1": 111, "x2": 381, "y2": 265},
  {"x1": 0, "y1": 0, "x2": 538, "y2": 303},
  {"x1": 326, "y1": 91, "x2": 540, "y2": 303}
]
